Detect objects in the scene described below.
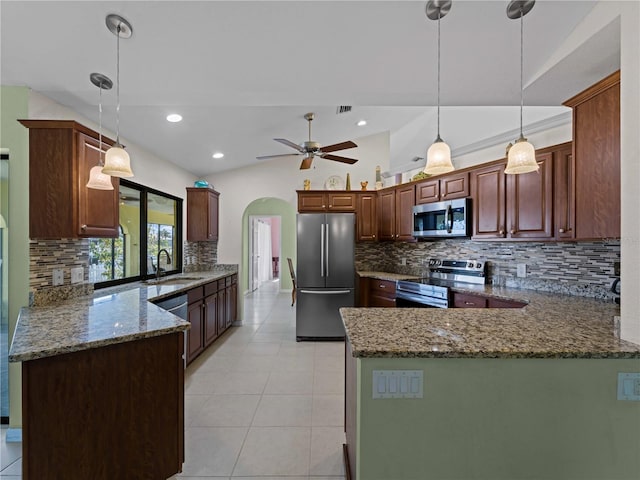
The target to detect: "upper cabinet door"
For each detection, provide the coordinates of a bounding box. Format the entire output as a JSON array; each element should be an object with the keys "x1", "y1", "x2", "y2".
[
  {"x1": 20, "y1": 119, "x2": 119, "y2": 239},
  {"x1": 297, "y1": 192, "x2": 327, "y2": 212},
  {"x1": 377, "y1": 189, "x2": 396, "y2": 241},
  {"x1": 77, "y1": 133, "x2": 120, "y2": 237},
  {"x1": 415, "y1": 179, "x2": 439, "y2": 204},
  {"x1": 356, "y1": 193, "x2": 377, "y2": 242},
  {"x1": 187, "y1": 187, "x2": 220, "y2": 241},
  {"x1": 470, "y1": 162, "x2": 506, "y2": 239},
  {"x1": 440, "y1": 172, "x2": 469, "y2": 201},
  {"x1": 553, "y1": 144, "x2": 575, "y2": 240},
  {"x1": 395, "y1": 184, "x2": 416, "y2": 242},
  {"x1": 505, "y1": 152, "x2": 553, "y2": 240},
  {"x1": 564, "y1": 71, "x2": 620, "y2": 240}
]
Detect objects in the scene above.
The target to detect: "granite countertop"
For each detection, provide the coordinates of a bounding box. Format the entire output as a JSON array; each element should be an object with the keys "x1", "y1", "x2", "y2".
[
  {"x1": 342, "y1": 283, "x2": 640, "y2": 359},
  {"x1": 358, "y1": 271, "x2": 422, "y2": 282},
  {"x1": 9, "y1": 270, "x2": 237, "y2": 362}
]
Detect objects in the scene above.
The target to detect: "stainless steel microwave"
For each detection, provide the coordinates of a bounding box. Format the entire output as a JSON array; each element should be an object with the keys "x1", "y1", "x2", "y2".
[{"x1": 412, "y1": 198, "x2": 471, "y2": 238}]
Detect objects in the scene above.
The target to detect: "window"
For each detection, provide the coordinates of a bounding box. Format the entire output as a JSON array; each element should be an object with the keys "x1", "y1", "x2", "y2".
[{"x1": 91, "y1": 180, "x2": 182, "y2": 288}]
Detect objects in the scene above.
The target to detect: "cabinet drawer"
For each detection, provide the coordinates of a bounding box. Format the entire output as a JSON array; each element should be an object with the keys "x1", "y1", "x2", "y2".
[
  {"x1": 369, "y1": 295, "x2": 396, "y2": 308},
  {"x1": 187, "y1": 286, "x2": 204, "y2": 304},
  {"x1": 328, "y1": 193, "x2": 356, "y2": 211},
  {"x1": 369, "y1": 279, "x2": 396, "y2": 299},
  {"x1": 487, "y1": 297, "x2": 526, "y2": 309},
  {"x1": 453, "y1": 293, "x2": 487, "y2": 308},
  {"x1": 204, "y1": 281, "x2": 218, "y2": 297}
]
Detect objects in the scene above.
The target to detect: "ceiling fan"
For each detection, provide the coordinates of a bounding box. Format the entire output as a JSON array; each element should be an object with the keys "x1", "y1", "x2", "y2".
[{"x1": 257, "y1": 112, "x2": 359, "y2": 170}]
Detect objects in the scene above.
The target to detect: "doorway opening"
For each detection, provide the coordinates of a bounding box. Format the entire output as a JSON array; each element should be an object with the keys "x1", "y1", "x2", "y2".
[
  {"x1": 248, "y1": 215, "x2": 281, "y2": 292},
  {"x1": 1, "y1": 149, "x2": 9, "y2": 423}
]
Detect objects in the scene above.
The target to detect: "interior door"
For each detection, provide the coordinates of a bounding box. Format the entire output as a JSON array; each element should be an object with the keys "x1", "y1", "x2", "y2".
[{"x1": 250, "y1": 217, "x2": 260, "y2": 291}]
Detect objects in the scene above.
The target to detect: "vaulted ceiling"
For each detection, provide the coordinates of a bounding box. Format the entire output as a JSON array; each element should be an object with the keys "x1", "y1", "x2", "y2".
[{"x1": 1, "y1": 1, "x2": 620, "y2": 176}]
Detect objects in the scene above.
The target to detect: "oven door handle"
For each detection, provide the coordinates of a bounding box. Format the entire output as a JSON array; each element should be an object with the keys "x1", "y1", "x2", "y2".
[{"x1": 395, "y1": 291, "x2": 449, "y2": 308}]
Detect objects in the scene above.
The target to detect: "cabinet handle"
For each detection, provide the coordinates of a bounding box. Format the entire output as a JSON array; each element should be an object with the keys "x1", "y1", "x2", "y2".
[
  {"x1": 81, "y1": 224, "x2": 87, "y2": 231},
  {"x1": 201, "y1": 303, "x2": 205, "y2": 310},
  {"x1": 559, "y1": 228, "x2": 565, "y2": 233},
  {"x1": 379, "y1": 284, "x2": 386, "y2": 288},
  {"x1": 499, "y1": 229, "x2": 505, "y2": 235},
  {"x1": 322, "y1": 205, "x2": 326, "y2": 208},
  {"x1": 464, "y1": 301, "x2": 475, "y2": 305},
  {"x1": 510, "y1": 229, "x2": 516, "y2": 235}
]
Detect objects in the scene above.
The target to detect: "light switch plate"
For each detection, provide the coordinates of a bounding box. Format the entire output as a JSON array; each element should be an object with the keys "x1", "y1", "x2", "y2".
[
  {"x1": 71, "y1": 267, "x2": 84, "y2": 284},
  {"x1": 52, "y1": 269, "x2": 64, "y2": 286},
  {"x1": 516, "y1": 263, "x2": 527, "y2": 278},
  {"x1": 373, "y1": 370, "x2": 423, "y2": 399}
]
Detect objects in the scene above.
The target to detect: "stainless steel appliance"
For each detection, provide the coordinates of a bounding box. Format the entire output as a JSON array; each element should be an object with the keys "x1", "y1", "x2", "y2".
[
  {"x1": 412, "y1": 198, "x2": 471, "y2": 238},
  {"x1": 296, "y1": 213, "x2": 355, "y2": 340},
  {"x1": 153, "y1": 293, "x2": 188, "y2": 367},
  {"x1": 396, "y1": 258, "x2": 486, "y2": 308}
]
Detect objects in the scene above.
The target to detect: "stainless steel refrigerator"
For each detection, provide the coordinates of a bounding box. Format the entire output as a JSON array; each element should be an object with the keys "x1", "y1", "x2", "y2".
[{"x1": 296, "y1": 213, "x2": 355, "y2": 340}]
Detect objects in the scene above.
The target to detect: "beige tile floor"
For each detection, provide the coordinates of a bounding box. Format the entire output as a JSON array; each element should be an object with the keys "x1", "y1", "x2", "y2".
[{"x1": 0, "y1": 279, "x2": 346, "y2": 479}]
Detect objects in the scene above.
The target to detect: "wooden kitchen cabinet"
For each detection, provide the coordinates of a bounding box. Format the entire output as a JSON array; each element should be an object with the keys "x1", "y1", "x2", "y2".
[
  {"x1": 356, "y1": 192, "x2": 377, "y2": 241},
  {"x1": 226, "y1": 274, "x2": 238, "y2": 327},
  {"x1": 453, "y1": 292, "x2": 488, "y2": 308},
  {"x1": 470, "y1": 161, "x2": 507, "y2": 239},
  {"x1": 297, "y1": 191, "x2": 356, "y2": 212},
  {"x1": 471, "y1": 149, "x2": 553, "y2": 241},
  {"x1": 378, "y1": 184, "x2": 415, "y2": 242},
  {"x1": 452, "y1": 291, "x2": 526, "y2": 309},
  {"x1": 563, "y1": 71, "x2": 620, "y2": 240},
  {"x1": 187, "y1": 187, "x2": 219, "y2": 241},
  {"x1": 204, "y1": 291, "x2": 219, "y2": 347},
  {"x1": 553, "y1": 143, "x2": 575, "y2": 240},
  {"x1": 19, "y1": 120, "x2": 119, "y2": 239},
  {"x1": 416, "y1": 172, "x2": 469, "y2": 204},
  {"x1": 368, "y1": 279, "x2": 397, "y2": 307},
  {"x1": 21, "y1": 332, "x2": 184, "y2": 479},
  {"x1": 187, "y1": 287, "x2": 205, "y2": 363}
]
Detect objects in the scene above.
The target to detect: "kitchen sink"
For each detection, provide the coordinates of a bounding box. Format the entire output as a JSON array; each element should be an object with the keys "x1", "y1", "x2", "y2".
[{"x1": 145, "y1": 276, "x2": 203, "y2": 286}]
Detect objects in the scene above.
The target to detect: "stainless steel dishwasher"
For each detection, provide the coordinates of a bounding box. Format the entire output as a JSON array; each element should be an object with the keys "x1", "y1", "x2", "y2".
[{"x1": 153, "y1": 293, "x2": 188, "y2": 367}]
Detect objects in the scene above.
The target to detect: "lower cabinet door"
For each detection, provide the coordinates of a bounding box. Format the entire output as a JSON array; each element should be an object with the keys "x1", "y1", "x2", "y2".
[
  {"x1": 204, "y1": 293, "x2": 219, "y2": 346},
  {"x1": 187, "y1": 301, "x2": 204, "y2": 362},
  {"x1": 217, "y1": 287, "x2": 227, "y2": 334}
]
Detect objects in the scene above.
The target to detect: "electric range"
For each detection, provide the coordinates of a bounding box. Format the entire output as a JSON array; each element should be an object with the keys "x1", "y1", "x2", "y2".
[{"x1": 396, "y1": 258, "x2": 487, "y2": 308}]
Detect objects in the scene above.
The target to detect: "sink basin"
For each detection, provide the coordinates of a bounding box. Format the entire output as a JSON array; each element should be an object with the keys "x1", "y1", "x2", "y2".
[{"x1": 146, "y1": 277, "x2": 203, "y2": 286}]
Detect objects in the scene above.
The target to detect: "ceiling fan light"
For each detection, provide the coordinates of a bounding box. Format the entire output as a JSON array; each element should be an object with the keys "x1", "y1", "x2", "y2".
[
  {"x1": 103, "y1": 144, "x2": 134, "y2": 177},
  {"x1": 86, "y1": 165, "x2": 114, "y2": 190},
  {"x1": 424, "y1": 139, "x2": 454, "y2": 175},
  {"x1": 505, "y1": 137, "x2": 538, "y2": 174}
]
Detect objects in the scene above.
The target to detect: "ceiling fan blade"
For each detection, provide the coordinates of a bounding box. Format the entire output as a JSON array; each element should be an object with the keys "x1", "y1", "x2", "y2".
[
  {"x1": 319, "y1": 140, "x2": 357, "y2": 153},
  {"x1": 256, "y1": 153, "x2": 302, "y2": 160},
  {"x1": 320, "y1": 153, "x2": 358, "y2": 165},
  {"x1": 299, "y1": 157, "x2": 314, "y2": 170},
  {"x1": 274, "y1": 138, "x2": 305, "y2": 153}
]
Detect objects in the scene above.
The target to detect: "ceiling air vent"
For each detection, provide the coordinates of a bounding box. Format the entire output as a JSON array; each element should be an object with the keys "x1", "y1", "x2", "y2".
[{"x1": 336, "y1": 106, "x2": 352, "y2": 114}]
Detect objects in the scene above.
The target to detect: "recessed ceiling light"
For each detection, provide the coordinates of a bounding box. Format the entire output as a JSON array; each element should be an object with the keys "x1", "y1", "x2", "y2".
[
  {"x1": 166, "y1": 114, "x2": 182, "y2": 123},
  {"x1": 212, "y1": 152, "x2": 224, "y2": 159},
  {"x1": 357, "y1": 119, "x2": 367, "y2": 126}
]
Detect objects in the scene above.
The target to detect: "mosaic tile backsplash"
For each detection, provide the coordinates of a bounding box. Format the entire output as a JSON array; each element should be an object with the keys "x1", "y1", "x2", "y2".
[
  {"x1": 356, "y1": 240, "x2": 620, "y2": 301},
  {"x1": 183, "y1": 240, "x2": 218, "y2": 272}
]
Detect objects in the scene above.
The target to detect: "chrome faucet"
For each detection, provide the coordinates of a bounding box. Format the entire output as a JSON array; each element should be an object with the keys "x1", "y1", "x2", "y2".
[{"x1": 156, "y1": 249, "x2": 172, "y2": 280}]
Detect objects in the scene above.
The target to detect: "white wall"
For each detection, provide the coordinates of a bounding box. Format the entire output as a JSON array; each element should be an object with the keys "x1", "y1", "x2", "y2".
[
  {"x1": 27, "y1": 91, "x2": 197, "y2": 240},
  {"x1": 206, "y1": 131, "x2": 390, "y2": 268},
  {"x1": 619, "y1": 1, "x2": 640, "y2": 344}
]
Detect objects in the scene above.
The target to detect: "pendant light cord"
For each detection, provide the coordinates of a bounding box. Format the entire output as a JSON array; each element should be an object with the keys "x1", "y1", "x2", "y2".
[
  {"x1": 98, "y1": 83, "x2": 103, "y2": 166},
  {"x1": 436, "y1": 8, "x2": 441, "y2": 141},
  {"x1": 519, "y1": 7, "x2": 524, "y2": 139},
  {"x1": 116, "y1": 22, "x2": 121, "y2": 145}
]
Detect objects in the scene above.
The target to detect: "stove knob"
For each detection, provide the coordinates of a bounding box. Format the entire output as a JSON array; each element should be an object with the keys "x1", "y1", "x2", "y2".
[
  {"x1": 476, "y1": 263, "x2": 483, "y2": 269},
  {"x1": 467, "y1": 261, "x2": 474, "y2": 269},
  {"x1": 429, "y1": 259, "x2": 435, "y2": 266}
]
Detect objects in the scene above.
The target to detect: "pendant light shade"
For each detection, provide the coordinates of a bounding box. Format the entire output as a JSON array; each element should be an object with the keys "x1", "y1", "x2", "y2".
[
  {"x1": 87, "y1": 72, "x2": 114, "y2": 190},
  {"x1": 505, "y1": 136, "x2": 537, "y2": 174},
  {"x1": 103, "y1": 14, "x2": 134, "y2": 178},
  {"x1": 424, "y1": 0, "x2": 454, "y2": 176},
  {"x1": 426, "y1": 138, "x2": 453, "y2": 175},
  {"x1": 504, "y1": 0, "x2": 538, "y2": 175},
  {"x1": 103, "y1": 144, "x2": 133, "y2": 177}
]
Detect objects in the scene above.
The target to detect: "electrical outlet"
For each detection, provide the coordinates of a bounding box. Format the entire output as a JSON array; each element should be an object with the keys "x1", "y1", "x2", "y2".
[
  {"x1": 52, "y1": 269, "x2": 64, "y2": 286},
  {"x1": 401, "y1": 258, "x2": 407, "y2": 266},
  {"x1": 618, "y1": 373, "x2": 640, "y2": 401},
  {"x1": 71, "y1": 267, "x2": 84, "y2": 284},
  {"x1": 516, "y1": 263, "x2": 527, "y2": 278}
]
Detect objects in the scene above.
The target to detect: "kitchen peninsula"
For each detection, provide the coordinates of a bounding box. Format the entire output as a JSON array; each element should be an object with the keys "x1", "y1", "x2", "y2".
[
  {"x1": 8, "y1": 271, "x2": 234, "y2": 480},
  {"x1": 342, "y1": 288, "x2": 640, "y2": 480}
]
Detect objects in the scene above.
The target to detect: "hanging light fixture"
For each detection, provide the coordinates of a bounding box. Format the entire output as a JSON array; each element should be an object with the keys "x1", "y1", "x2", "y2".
[
  {"x1": 87, "y1": 73, "x2": 114, "y2": 190},
  {"x1": 504, "y1": 0, "x2": 538, "y2": 175},
  {"x1": 423, "y1": 0, "x2": 454, "y2": 176},
  {"x1": 102, "y1": 14, "x2": 134, "y2": 178}
]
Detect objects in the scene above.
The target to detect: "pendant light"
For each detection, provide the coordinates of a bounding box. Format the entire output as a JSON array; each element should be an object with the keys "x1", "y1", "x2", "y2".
[
  {"x1": 87, "y1": 73, "x2": 114, "y2": 190},
  {"x1": 423, "y1": 0, "x2": 454, "y2": 176},
  {"x1": 504, "y1": 0, "x2": 538, "y2": 175},
  {"x1": 102, "y1": 14, "x2": 134, "y2": 178}
]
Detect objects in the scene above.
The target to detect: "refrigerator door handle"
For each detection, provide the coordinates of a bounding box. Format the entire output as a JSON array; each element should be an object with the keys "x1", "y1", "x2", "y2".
[
  {"x1": 299, "y1": 289, "x2": 351, "y2": 295},
  {"x1": 325, "y1": 222, "x2": 330, "y2": 278},
  {"x1": 320, "y1": 223, "x2": 325, "y2": 277}
]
